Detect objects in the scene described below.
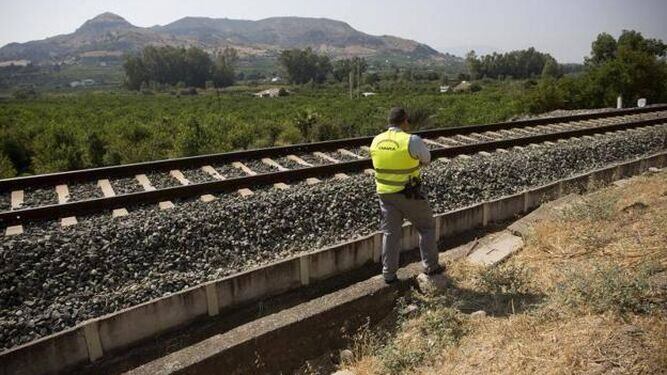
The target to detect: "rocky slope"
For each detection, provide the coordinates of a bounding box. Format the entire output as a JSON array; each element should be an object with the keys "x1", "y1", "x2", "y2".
[{"x1": 0, "y1": 12, "x2": 457, "y2": 64}]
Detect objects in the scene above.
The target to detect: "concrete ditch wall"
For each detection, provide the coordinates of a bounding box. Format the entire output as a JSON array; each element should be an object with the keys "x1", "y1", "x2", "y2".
[{"x1": 1, "y1": 151, "x2": 665, "y2": 375}]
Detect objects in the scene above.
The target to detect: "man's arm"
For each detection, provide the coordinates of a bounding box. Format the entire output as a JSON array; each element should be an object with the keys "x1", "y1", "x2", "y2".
[{"x1": 408, "y1": 135, "x2": 431, "y2": 165}]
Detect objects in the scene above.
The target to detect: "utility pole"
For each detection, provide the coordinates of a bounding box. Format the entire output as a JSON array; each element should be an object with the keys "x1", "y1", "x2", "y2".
[{"x1": 357, "y1": 59, "x2": 361, "y2": 97}]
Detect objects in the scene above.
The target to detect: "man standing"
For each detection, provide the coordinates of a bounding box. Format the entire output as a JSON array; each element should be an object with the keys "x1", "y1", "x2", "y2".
[{"x1": 370, "y1": 107, "x2": 443, "y2": 283}]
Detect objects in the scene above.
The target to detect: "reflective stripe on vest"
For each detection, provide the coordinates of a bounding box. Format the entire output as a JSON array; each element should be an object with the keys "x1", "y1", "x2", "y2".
[{"x1": 369, "y1": 129, "x2": 421, "y2": 194}]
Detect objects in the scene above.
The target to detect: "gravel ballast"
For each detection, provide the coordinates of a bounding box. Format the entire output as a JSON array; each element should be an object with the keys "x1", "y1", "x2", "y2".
[
  {"x1": 0, "y1": 193, "x2": 10, "y2": 211},
  {"x1": 22, "y1": 187, "x2": 58, "y2": 208},
  {"x1": 110, "y1": 177, "x2": 144, "y2": 195},
  {"x1": 0, "y1": 125, "x2": 665, "y2": 350},
  {"x1": 68, "y1": 182, "x2": 103, "y2": 202}
]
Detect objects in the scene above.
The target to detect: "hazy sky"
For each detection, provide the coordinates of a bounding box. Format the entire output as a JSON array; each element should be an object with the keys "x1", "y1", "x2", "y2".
[{"x1": 0, "y1": 0, "x2": 665, "y2": 62}]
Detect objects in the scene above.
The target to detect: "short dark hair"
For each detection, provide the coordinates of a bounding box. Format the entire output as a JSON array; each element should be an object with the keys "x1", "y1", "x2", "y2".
[{"x1": 388, "y1": 107, "x2": 408, "y2": 125}]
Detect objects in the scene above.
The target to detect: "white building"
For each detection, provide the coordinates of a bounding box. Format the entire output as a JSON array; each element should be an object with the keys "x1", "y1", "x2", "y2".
[{"x1": 254, "y1": 88, "x2": 289, "y2": 98}]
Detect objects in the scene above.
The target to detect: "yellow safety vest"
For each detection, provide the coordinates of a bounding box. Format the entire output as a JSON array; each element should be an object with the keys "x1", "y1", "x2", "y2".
[{"x1": 370, "y1": 129, "x2": 421, "y2": 194}]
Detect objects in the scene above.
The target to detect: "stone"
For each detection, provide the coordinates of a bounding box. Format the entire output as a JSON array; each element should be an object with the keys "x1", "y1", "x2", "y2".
[
  {"x1": 339, "y1": 349, "x2": 354, "y2": 364},
  {"x1": 400, "y1": 304, "x2": 419, "y2": 315},
  {"x1": 416, "y1": 273, "x2": 448, "y2": 295},
  {"x1": 471, "y1": 310, "x2": 486, "y2": 319},
  {"x1": 467, "y1": 232, "x2": 523, "y2": 266}
]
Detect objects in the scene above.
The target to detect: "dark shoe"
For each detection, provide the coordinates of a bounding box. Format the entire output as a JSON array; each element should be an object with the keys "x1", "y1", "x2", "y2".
[
  {"x1": 383, "y1": 275, "x2": 398, "y2": 284},
  {"x1": 426, "y1": 265, "x2": 444, "y2": 276}
]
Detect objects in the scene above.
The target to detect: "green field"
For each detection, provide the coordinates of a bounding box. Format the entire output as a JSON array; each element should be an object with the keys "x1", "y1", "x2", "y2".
[{"x1": 0, "y1": 82, "x2": 529, "y2": 177}]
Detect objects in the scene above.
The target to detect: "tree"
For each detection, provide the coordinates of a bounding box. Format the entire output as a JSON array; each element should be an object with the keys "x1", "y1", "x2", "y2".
[
  {"x1": 279, "y1": 48, "x2": 332, "y2": 84},
  {"x1": 466, "y1": 48, "x2": 557, "y2": 79},
  {"x1": 587, "y1": 32, "x2": 617, "y2": 66},
  {"x1": 585, "y1": 30, "x2": 667, "y2": 106},
  {"x1": 333, "y1": 57, "x2": 367, "y2": 83},
  {"x1": 541, "y1": 58, "x2": 561, "y2": 79},
  {"x1": 365, "y1": 72, "x2": 380, "y2": 86},
  {"x1": 213, "y1": 47, "x2": 238, "y2": 88},
  {"x1": 618, "y1": 30, "x2": 666, "y2": 58},
  {"x1": 183, "y1": 47, "x2": 213, "y2": 87},
  {"x1": 528, "y1": 30, "x2": 667, "y2": 110},
  {"x1": 465, "y1": 50, "x2": 481, "y2": 80},
  {"x1": 123, "y1": 46, "x2": 219, "y2": 90},
  {"x1": 122, "y1": 53, "x2": 146, "y2": 90}
]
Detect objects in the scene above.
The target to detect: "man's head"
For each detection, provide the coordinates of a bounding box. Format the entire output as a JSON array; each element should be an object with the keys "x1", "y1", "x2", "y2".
[{"x1": 388, "y1": 107, "x2": 409, "y2": 130}]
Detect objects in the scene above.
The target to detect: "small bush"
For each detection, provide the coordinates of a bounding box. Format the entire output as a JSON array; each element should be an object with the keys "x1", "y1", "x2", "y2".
[
  {"x1": 0, "y1": 153, "x2": 17, "y2": 178},
  {"x1": 12, "y1": 87, "x2": 38, "y2": 100},
  {"x1": 476, "y1": 262, "x2": 532, "y2": 295},
  {"x1": 179, "y1": 87, "x2": 198, "y2": 96},
  {"x1": 379, "y1": 307, "x2": 466, "y2": 374},
  {"x1": 554, "y1": 263, "x2": 658, "y2": 314},
  {"x1": 562, "y1": 192, "x2": 619, "y2": 222}
]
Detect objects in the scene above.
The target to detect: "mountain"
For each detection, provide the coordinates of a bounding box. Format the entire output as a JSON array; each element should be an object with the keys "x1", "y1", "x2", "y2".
[{"x1": 0, "y1": 12, "x2": 457, "y2": 65}]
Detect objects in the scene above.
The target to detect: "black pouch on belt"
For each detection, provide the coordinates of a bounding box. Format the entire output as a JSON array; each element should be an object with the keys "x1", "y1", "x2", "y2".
[{"x1": 401, "y1": 177, "x2": 425, "y2": 200}]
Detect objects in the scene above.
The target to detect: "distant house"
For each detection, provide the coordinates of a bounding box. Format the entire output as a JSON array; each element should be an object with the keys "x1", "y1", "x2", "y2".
[
  {"x1": 0, "y1": 59, "x2": 30, "y2": 67},
  {"x1": 270, "y1": 77, "x2": 282, "y2": 83},
  {"x1": 439, "y1": 85, "x2": 450, "y2": 93},
  {"x1": 254, "y1": 88, "x2": 289, "y2": 98},
  {"x1": 362, "y1": 92, "x2": 376, "y2": 97},
  {"x1": 70, "y1": 79, "x2": 95, "y2": 88}
]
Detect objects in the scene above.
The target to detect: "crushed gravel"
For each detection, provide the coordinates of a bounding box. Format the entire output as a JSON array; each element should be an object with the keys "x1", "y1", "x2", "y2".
[
  {"x1": 110, "y1": 177, "x2": 144, "y2": 195},
  {"x1": 211, "y1": 163, "x2": 246, "y2": 179},
  {"x1": 239, "y1": 159, "x2": 277, "y2": 174},
  {"x1": 22, "y1": 188, "x2": 58, "y2": 208},
  {"x1": 299, "y1": 153, "x2": 326, "y2": 166},
  {"x1": 68, "y1": 182, "x2": 103, "y2": 201},
  {"x1": 0, "y1": 193, "x2": 10, "y2": 211},
  {"x1": 144, "y1": 172, "x2": 179, "y2": 190},
  {"x1": 181, "y1": 168, "x2": 215, "y2": 184}
]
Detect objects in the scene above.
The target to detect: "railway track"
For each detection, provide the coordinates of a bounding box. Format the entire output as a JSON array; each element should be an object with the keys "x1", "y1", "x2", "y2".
[
  {"x1": 1, "y1": 116, "x2": 665, "y2": 356},
  {"x1": 1, "y1": 105, "x2": 667, "y2": 232}
]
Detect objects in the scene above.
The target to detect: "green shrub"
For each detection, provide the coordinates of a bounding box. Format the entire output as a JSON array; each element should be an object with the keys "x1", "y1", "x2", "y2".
[
  {"x1": 476, "y1": 262, "x2": 532, "y2": 295},
  {"x1": 0, "y1": 83, "x2": 531, "y2": 174},
  {"x1": 379, "y1": 307, "x2": 466, "y2": 374},
  {"x1": 554, "y1": 263, "x2": 658, "y2": 314},
  {"x1": 0, "y1": 152, "x2": 16, "y2": 178}
]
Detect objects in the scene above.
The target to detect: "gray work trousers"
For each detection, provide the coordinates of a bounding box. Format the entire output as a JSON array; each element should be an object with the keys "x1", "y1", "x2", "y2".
[{"x1": 378, "y1": 192, "x2": 439, "y2": 279}]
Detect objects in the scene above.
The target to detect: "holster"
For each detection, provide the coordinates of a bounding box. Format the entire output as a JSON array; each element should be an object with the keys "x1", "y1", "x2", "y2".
[{"x1": 401, "y1": 177, "x2": 425, "y2": 200}]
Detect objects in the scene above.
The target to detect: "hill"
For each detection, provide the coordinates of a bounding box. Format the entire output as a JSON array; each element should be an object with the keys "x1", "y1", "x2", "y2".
[{"x1": 0, "y1": 12, "x2": 459, "y2": 65}]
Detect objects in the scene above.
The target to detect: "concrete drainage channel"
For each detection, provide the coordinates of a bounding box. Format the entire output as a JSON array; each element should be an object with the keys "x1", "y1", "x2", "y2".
[{"x1": 1, "y1": 150, "x2": 664, "y2": 375}]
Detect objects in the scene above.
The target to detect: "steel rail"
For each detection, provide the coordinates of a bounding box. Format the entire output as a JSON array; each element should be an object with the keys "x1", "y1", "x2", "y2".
[
  {"x1": 1, "y1": 104, "x2": 666, "y2": 191},
  {"x1": 1, "y1": 116, "x2": 665, "y2": 227}
]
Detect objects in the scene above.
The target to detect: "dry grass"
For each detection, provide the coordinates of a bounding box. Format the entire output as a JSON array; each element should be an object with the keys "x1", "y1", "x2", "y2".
[{"x1": 341, "y1": 172, "x2": 667, "y2": 375}]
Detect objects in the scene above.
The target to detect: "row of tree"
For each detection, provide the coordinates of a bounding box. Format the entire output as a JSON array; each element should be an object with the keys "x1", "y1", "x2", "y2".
[
  {"x1": 527, "y1": 30, "x2": 667, "y2": 112},
  {"x1": 123, "y1": 46, "x2": 456, "y2": 89},
  {"x1": 123, "y1": 46, "x2": 238, "y2": 90},
  {"x1": 465, "y1": 47, "x2": 559, "y2": 79}
]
